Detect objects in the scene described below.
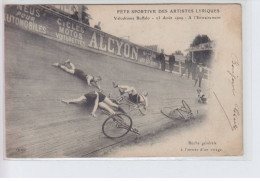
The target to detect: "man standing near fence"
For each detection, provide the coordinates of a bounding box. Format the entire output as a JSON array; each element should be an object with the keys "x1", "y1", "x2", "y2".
[
  {"x1": 194, "y1": 63, "x2": 205, "y2": 88},
  {"x1": 158, "y1": 49, "x2": 166, "y2": 71},
  {"x1": 180, "y1": 54, "x2": 192, "y2": 79},
  {"x1": 169, "y1": 53, "x2": 176, "y2": 73}
]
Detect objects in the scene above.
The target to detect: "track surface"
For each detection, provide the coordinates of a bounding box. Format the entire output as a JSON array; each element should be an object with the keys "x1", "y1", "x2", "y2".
[{"x1": 5, "y1": 26, "x2": 206, "y2": 158}]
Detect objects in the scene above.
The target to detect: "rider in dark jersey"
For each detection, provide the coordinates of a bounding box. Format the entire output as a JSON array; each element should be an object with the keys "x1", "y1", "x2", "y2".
[
  {"x1": 53, "y1": 59, "x2": 102, "y2": 90},
  {"x1": 62, "y1": 91, "x2": 125, "y2": 117},
  {"x1": 113, "y1": 82, "x2": 148, "y2": 108}
]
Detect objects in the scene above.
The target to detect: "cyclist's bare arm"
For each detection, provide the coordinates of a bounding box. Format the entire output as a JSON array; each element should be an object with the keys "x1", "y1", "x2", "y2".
[
  {"x1": 86, "y1": 76, "x2": 92, "y2": 85},
  {"x1": 62, "y1": 96, "x2": 86, "y2": 104},
  {"x1": 91, "y1": 81, "x2": 101, "y2": 90},
  {"x1": 118, "y1": 85, "x2": 136, "y2": 94}
]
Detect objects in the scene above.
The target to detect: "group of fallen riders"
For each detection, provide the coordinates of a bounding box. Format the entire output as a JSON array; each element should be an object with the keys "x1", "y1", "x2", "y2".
[{"x1": 53, "y1": 59, "x2": 148, "y2": 118}]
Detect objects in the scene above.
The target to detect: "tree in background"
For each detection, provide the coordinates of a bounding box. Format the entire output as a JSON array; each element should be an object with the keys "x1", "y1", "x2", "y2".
[{"x1": 190, "y1": 34, "x2": 213, "y2": 67}]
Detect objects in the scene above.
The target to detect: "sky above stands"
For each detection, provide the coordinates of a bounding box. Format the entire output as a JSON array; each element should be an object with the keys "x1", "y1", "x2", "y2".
[{"x1": 87, "y1": 4, "x2": 223, "y2": 54}]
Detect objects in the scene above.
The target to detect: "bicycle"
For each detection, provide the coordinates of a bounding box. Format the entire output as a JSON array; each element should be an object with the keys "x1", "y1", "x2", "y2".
[
  {"x1": 161, "y1": 100, "x2": 195, "y2": 121},
  {"x1": 108, "y1": 94, "x2": 147, "y2": 116},
  {"x1": 101, "y1": 109, "x2": 140, "y2": 139}
]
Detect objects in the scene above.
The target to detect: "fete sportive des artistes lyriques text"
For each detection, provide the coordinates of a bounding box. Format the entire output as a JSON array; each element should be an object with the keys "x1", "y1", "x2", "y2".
[{"x1": 114, "y1": 8, "x2": 221, "y2": 21}]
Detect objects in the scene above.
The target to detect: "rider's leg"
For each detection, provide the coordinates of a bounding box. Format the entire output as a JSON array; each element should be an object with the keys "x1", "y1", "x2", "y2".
[
  {"x1": 59, "y1": 65, "x2": 75, "y2": 74},
  {"x1": 194, "y1": 78, "x2": 198, "y2": 86},
  {"x1": 98, "y1": 102, "x2": 115, "y2": 115},
  {"x1": 68, "y1": 62, "x2": 75, "y2": 70},
  {"x1": 199, "y1": 76, "x2": 202, "y2": 88},
  {"x1": 103, "y1": 97, "x2": 126, "y2": 113},
  {"x1": 103, "y1": 97, "x2": 119, "y2": 108}
]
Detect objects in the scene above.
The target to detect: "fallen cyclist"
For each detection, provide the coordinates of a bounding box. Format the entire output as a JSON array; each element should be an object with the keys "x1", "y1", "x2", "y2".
[
  {"x1": 61, "y1": 91, "x2": 126, "y2": 118},
  {"x1": 53, "y1": 59, "x2": 102, "y2": 90},
  {"x1": 112, "y1": 82, "x2": 148, "y2": 109}
]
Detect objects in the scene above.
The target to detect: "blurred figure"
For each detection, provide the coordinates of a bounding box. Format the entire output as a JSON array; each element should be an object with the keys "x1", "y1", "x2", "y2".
[
  {"x1": 169, "y1": 53, "x2": 176, "y2": 73},
  {"x1": 158, "y1": 49, "x2": 166, "y2": 71},
  {"x1": 94, "y1": 21, "x2": 101, "y2": 30},
  {"x1": 191, "y1": 58, "x2": 198, "y2": 80},
  {"x1": 194, "y1": 63, "x2": 205, "y2": 88},
  {"x1": 197, "y1": 88, "x2": 207, "y2": 104},
  {"x1": 81, "y1": 6, "x2": 91, "y2": 26},
  {"x1": 70, "y1": 6, "x2": 79, "y2": 21},
  {"x1": 181, "y1": 54, "x2": 192, "y2": 79}
]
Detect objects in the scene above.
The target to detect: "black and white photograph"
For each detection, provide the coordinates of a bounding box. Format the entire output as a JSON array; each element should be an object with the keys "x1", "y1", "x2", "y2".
[{"x1": 4, "y1": 4, "x2": 242, "y2": 158}]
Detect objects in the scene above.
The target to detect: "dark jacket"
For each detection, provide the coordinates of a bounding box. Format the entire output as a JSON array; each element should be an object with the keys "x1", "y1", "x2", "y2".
[
  {"x1": 169, "y1": 55, "x2": 175, "y2": 65},
  {"x1": 158, "y1": 53, "x2": 165, "y2": 62}
]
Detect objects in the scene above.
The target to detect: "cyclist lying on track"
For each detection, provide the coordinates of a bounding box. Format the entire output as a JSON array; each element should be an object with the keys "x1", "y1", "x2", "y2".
[
  {"x1": 197, "y1": 88, "x2": 207, "y2": 104},
  {"x1": 53, "y1": 59, "x2": 102, "y2": 90},
  {"x1": 113, "y1": 82, "x2": 148, "y2": 108},
  {"x1": 61, "y1": 91, "x2": 126, "y2": 118}
]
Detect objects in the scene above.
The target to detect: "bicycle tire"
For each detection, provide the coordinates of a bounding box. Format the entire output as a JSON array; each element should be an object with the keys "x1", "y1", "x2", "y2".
[
  {"x1": 161, "y1": 107, "x2": 177, "y2": 120},
  {"x1": 102, "y1": 113, "x2": 133, "y2": 139},
  {"x1": 137, "y1": 103, "x2": 146, "y2": 115},
  {"x1": 182, "y1": 100, "x2": 192, "y2": 113}
]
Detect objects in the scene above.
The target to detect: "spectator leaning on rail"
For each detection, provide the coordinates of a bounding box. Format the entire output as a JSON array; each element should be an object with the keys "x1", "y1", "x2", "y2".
[
  {"x1": 158, "y1": 49, "x2": 166, "y2": 71},
  {"x1": 94, "y1": 21, "x2": 101, "y2": 30},
  {"x1": 169, "y1": 53, "x2": 176, "y2": 73}
]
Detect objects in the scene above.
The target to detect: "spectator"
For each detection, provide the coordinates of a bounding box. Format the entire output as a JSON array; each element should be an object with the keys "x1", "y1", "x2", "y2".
[
  {"x1": 181, "y1": 54, "x2": 192, "y2": 79},
  {"x1": 94, "y1": 21, "x2": 101, "y2": 30},
  {"x1": 169, "y1": 53, "x2": 176, "y2": 73},
  {"x1": 70, "y1": 11, "x2": 79, "y2": 21},
  {"x1": 191, "y1": 58, "x2": 198, "y2": 80},
  {"x1": 194, "y1": 63, "x2": 205, "y2": 88},
  {"x1": 158, "y1": 49, "x2": 166, "y2": 71},
  {"x1": 82, "y1": 6, "x2": 91, "y2": 26}
]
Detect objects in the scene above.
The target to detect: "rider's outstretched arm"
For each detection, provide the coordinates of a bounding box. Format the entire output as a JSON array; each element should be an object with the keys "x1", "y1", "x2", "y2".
[
  {"x1": 86, "y1": 76, "x2": 92, "y2": 85},
  {"x1": 118, "y1": 85, "x2": 135, "y2": 94},
  {"x1": 62, "y1": 96, "x2": 86, "y2": 104},
  {"x1": 91, "y1": 82, "x2": 101, "y2": 90}
]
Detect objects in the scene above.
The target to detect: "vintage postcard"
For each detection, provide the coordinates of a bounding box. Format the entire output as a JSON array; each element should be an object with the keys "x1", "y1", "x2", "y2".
[{"x1": 4, "y1": 4, "x2": 242, "y2": 158}]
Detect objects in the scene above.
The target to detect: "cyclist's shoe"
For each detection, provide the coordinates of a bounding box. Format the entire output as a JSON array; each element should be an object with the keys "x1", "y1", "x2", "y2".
[
  {"x1": 52, "y1": 63, "x2": 60, "y2": 67},
  {"x1": 113, "y1": 81, "x2": 118, "y2": 88}
]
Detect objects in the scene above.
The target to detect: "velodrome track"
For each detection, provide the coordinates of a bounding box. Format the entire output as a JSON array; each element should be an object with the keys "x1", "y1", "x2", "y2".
[{"x1": 5, "y1": 26, "x2": 207, "y2": 158}]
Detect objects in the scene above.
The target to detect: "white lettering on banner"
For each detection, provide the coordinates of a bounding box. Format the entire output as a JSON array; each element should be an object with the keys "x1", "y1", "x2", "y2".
[
  {"x1": 5, "y1": 14, "x2": 46, "y2": 34},
  {"x1": 15, "y1": 11, "x2": 35, "y2": 21},
  {"x1": 124, "y1": 43, "x2": 130, "y2": 58},
  {"x1": 88, "y1": 31, "x2": 98, "y2": 49},
  {"x1": 131, "y1": 47, "x2": 138, "y2": 61},
  {"x1": 55, "y1": 33, "x2": 86, "y2": 47},
  {"x1": 99, "y1": 35, "x2": 107, "y2": 51},
  {"x1": 88, "y1": 31, "x2": 139, "y2": 60},
  {"x1": 115, "y1": 40, "x2": 124, "y2": 56},
  {"x1": 58, "y1": 26, "x2": 83, "y2": 40},
  {"x1": 56, "y1": 18, "x2": 84, "y2": 34},
  {"x1": 108, "y1": 37, "x2": 115, "y2": 53},
  {"x1": 16, "y1": 5, "x2": 41, "y2": 18}
]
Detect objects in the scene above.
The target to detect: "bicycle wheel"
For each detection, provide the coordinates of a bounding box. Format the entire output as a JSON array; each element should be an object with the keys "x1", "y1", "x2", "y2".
[
  {"x1": 161, "y1": 107, "x2": 179, "y2": 120},
  {"x1": 182, "y1": 100, "x2": 192, "y2": 113},
  {"x1": 138, "y1": 104, "x2": 147, "y2": 115},
  {"x1": 102, "y1": 113, "x2": 133, "y2": 139}
]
